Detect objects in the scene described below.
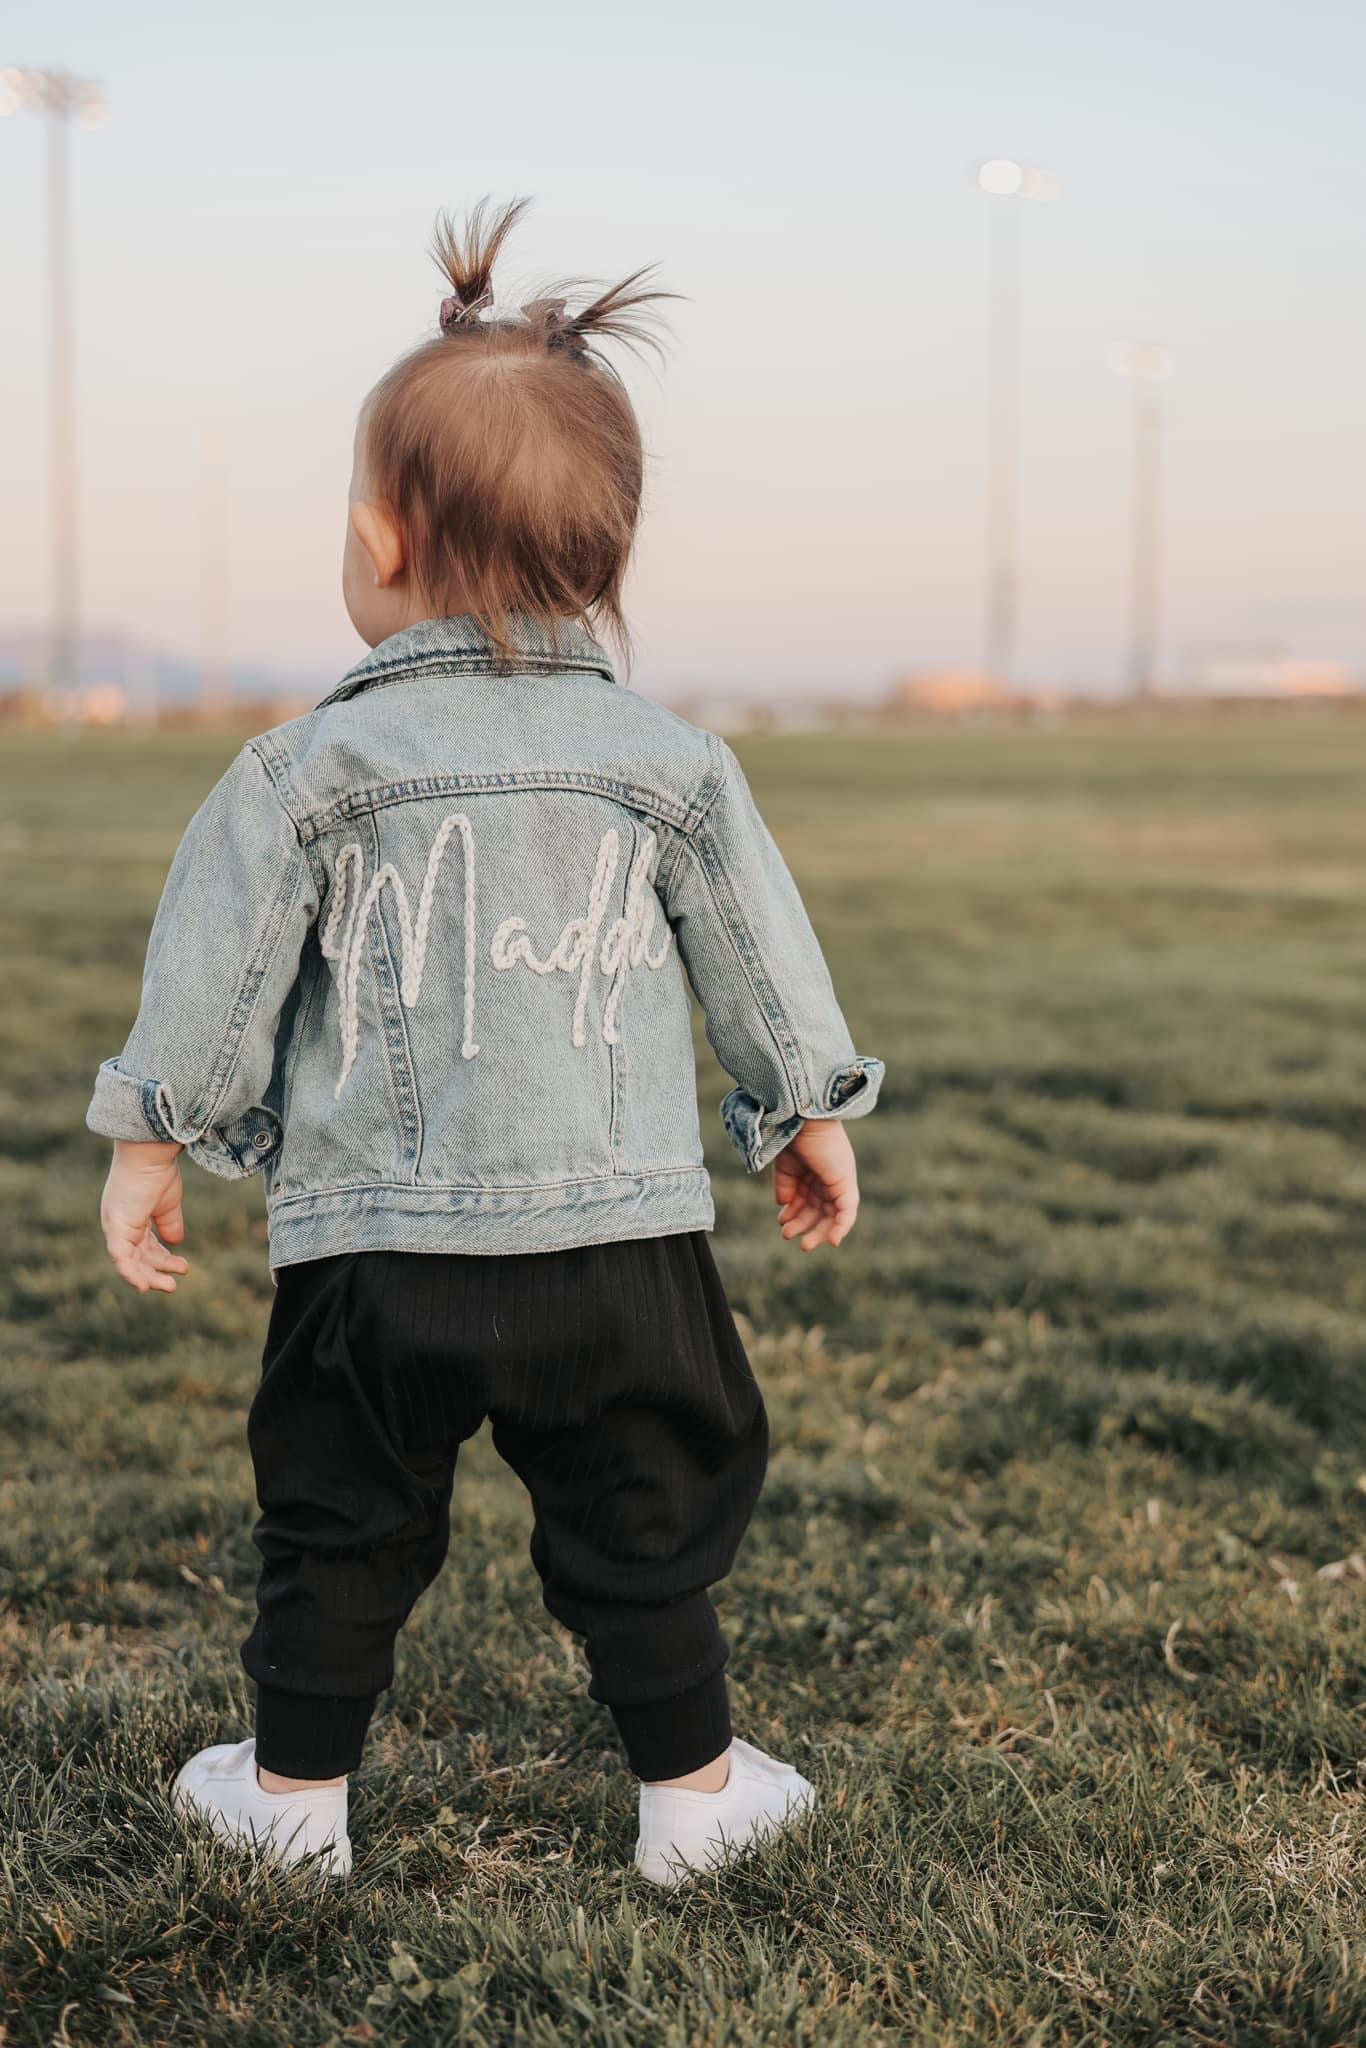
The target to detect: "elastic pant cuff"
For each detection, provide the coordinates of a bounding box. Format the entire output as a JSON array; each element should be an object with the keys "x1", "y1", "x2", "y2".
[
  {"x1": 609, "y1": 1670, "x2": 733, "y2": 1781},
  {"x1": 254, "y1": 1684, "x2": 377, "y2": 1779}
]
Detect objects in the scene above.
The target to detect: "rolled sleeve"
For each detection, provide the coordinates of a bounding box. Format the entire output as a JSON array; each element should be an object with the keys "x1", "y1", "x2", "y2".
[
  {"x1": 85, "y1": 1057, "x2": 174, "y2": 1144},
  {"x1": 721, "y1": 1054, "x2": 885, "y2": 1172},
  {"x1": 86, "y1": 1059, "x2": 284, "y2": 1180},
  {"x1": 85, "y1": 743, "x2": 314, "y2": 1182}
]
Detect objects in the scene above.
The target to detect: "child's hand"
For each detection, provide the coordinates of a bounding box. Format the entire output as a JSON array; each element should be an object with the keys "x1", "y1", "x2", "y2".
[
  {"x1": 99, "y1": 1140, "x2": 191, "y2": 1294},
  {"x1": 774, "y1": 1119, "x2": 860, "y2": 1252}
]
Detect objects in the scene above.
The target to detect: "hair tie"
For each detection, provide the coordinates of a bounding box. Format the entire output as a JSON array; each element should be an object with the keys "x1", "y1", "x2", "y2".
[
  {"x1": 523, "y1": 296, "x2": 590, "y2": 358},
  {"x1": 439, "y1": 292, "x2": 467, "y2": 333}
]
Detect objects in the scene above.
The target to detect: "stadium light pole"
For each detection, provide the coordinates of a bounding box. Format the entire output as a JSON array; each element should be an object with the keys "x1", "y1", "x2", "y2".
[
  {"x1": 196, "y1": 423, "x2": 233, "y2": 725},
  {"x1": 976, "y1": 158, "x2": 1056, "y2": 691},
  {"x1": 0, "y1": 65, "x2": 106, "y2": 714},
  {"x1": 1108, "y1": 342, "x2": 1174, "y2": 698}
]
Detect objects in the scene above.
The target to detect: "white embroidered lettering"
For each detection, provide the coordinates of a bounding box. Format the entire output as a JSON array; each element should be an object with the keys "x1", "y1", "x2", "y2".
[
  {"x1": 320, "y1": 815, "x2": 479, "y2": 1097},
  {"x1": 598, "y1": 830, "x2": 673, "y2": 1043},
  {"x1": 491, "y1": 827, "x2": 672, "y2": 1046},
  {"x1": 322, "y1": 821, "x2": 672, "y2": 1092}
]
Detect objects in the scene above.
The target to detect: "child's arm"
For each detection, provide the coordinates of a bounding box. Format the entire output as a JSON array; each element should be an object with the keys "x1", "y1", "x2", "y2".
[
  {"x1": 87, "y1": 744, "x2": 318, "y2": 1289},
  {"x1": 663, "y1": 738, "x2": 883, "y2": 1250}
]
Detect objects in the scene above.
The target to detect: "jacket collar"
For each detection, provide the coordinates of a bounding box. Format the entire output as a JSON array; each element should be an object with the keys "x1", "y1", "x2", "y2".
[{"x1": 321, "y1": 612, "x2": 619, "y2": 705}]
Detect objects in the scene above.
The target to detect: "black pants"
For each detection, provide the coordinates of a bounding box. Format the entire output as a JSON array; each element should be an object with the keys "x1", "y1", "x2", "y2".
[{"x1": 241, "y1": 1233, "x2": 769, "y2": 1781}]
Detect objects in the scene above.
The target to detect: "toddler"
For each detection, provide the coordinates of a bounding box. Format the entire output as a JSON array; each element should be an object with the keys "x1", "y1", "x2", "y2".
[{"x1": 88, "y1": 199, "x2": 883, "y2": 1887}]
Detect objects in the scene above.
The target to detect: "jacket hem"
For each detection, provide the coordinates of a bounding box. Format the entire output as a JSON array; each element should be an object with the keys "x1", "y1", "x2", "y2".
[{"x1": 264, "y1": 1168, "x2": 715, "y2": 1267}]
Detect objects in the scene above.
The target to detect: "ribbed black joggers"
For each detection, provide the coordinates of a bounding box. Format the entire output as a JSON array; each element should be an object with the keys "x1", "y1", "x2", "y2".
[{"x1": 241, "y1": 1234, "x2": 769, "y2": 1782}]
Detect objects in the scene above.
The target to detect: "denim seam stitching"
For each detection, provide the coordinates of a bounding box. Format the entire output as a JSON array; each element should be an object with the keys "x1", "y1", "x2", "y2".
[
  {"x1": 684, "y1": 733, "x2": 733, "y2": 838},
  {"x1": 297, "y1": 773, "x2": 698, "y2": 843},
  {"x1": 273, "y1": 950, "x2": 324, "y2": 1183},
  {"x1": 138, "y1": 1075, "x2": 177, "y2": 1141},
  {"x1": 637, "y1": 741, "x2": 725, "y2": 901},
  {"x1": 360, "y1": 813, "x2": 426, "y2": 1179},
  {"x1": 680, "y1": 831, "x2": 812, "y2": 1123},
  {"x1": 328, "y1": 651, "x2": 615, "y2": 685},
  {"x1": 272, "y1": 843, "x2": 331, "y2": 1174},
  {"x1": 247, "y1": 738, "x2": 307, "y2": 840},
  {"x1": 606, "y1": 818, "x2": 638, "y2": 1173},
  {"x1": 170, "y1": 747, "x2": 308, "y2": 1154},
  {"x1": 181, "y1": 828, "x2": 307, "y2": 1151},
  {"x1": 268, "y1": 1165, "x2": 706, "y2": 1205},
  {"x1": 319, "y1": 653, "x2": 618, "y2": 704}
]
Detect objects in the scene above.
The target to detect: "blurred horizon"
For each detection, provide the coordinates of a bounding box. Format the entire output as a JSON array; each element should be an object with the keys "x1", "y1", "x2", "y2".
[{"x1": 2, "y1": 0, "x2": 1364, "y2": 707}]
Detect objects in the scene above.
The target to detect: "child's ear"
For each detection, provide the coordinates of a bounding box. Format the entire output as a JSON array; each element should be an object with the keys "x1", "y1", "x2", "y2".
[{"x1": 350, "y1": 499, "x2": 405, "y2": 587}]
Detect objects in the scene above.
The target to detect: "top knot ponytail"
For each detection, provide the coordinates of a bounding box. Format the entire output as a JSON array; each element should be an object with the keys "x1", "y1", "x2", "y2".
[
  {"x1": 431, "y1": 194, "x2": 531, "y2": 331},
  {"x1": 522, "y1": 271, "x2": 673, "y2": 367},
  {"x1": 430, "y1": 196, "x2": 674, "y2": 366}
]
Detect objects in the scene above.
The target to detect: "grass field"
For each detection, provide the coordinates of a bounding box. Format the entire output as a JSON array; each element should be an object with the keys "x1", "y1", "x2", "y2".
[{"x1": 2, "y1": 710, "x2": 1365, "y2": 2046}]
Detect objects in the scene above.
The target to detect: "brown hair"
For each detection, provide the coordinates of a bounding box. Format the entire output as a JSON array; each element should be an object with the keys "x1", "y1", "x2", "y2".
[{"x1": 361, "y1": 197, "x2": 672, "y2": 661}]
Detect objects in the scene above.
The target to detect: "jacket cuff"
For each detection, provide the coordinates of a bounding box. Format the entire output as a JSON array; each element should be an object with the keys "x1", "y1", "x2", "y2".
[
  {"x1": 721, "y1": 1055, "x2": 885, "y2": 1173},
  {"x1": 86, "y1": 1057, "x2": 173, "y2": 1143},
  {"x1": 86, "y1": 1058, "x2": 282, "y2": 1181}
]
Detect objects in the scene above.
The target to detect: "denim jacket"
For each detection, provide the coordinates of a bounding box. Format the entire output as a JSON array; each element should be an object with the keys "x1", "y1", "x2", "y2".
[{"x1": 87, "y1": 615, "x2": 883, "y2": 1266}]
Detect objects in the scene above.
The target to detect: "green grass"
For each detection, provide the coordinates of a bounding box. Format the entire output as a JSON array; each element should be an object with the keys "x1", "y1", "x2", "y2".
[{"x1": 2, "y1": 710, "x2": 1365, "y2": 2045}]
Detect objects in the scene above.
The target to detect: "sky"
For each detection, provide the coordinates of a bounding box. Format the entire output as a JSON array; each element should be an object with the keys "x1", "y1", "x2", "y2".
[{"x1": 1, "y1": 0, "x2": 1364, "y2": 700}]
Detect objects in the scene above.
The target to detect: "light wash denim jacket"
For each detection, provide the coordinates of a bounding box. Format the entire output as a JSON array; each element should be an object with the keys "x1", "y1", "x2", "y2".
[{"x1": 87, "y1": 615, "x2": 883, "y2": 1266}]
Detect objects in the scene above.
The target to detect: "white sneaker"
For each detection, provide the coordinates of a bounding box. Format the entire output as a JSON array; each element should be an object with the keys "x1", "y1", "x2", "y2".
[
  {"x1": 171, "y1": 1738, "x2": 352, "y2": 1879},
  {"x1": 634, "y1": 1736, "x2": 816, "y2": 1887}
]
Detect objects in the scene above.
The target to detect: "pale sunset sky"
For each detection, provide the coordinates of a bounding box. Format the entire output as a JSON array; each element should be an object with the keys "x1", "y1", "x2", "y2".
[{"x1": 1, "y1": 0, "x2": 1363, "y2": 699}]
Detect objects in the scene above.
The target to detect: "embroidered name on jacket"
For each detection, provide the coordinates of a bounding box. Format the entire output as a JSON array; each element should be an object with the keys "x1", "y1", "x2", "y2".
[{"x1": 320, "y1": 818, "x2": 672, "y2": 1095}]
